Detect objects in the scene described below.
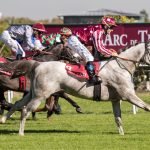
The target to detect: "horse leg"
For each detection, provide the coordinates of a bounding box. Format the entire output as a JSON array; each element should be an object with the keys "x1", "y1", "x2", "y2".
[
  {"x1": 34, "y1": 95, "x2": 55, "y2": 112},
  {"x1": 19, "y1": 97, "x2": 43, "y2": 136},
  {"x1": 46, "y1": 95, "x2": 56, "y2": 119},
  {"x1": 33, "y1": 94, "x2": 59, "y2": 119},
  {"x1": 127, "y1": 93, "x2": 150, "y2": 111},
  {"x1": 0, "y1": 92, "x2": 31, "y2": 124},
  {"x1": 54, "y1": 91, "x2": 82, "y2": 113},
  {"x1": 52, "y1": 95, "x2": 62, "y2": 114},
  {"x1": 22, "y1": 91, "x2": 36, "y2": 120},
  {"x1": 61, "y1": 92, "x2": 82, "y2": 113},
  {"x1": 0, "y1": 90, "x2": 13, "y2": 114},
  {"x1": 19, "y1": 106, "x2": 29, "y2": 136},
  {"x1": 111, "y1": 100, "x2": 124, "y2": 135}
]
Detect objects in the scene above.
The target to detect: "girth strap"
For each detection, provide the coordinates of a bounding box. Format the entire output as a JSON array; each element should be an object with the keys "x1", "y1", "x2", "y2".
[
  {"x1": 93, "y1": 82, "x2": 101, "y2": 101},
  {"x1": 19, "y1": 76, "x2": 27, "y2": 91}
]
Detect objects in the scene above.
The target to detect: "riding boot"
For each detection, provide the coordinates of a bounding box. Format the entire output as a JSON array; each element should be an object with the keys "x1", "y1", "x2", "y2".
[
  {"x1": 86, "y1": 61, "x2": 101, "y2": 85},
  {"x1": 16, "y1": 54, "x2": 22, "y2": 60}
]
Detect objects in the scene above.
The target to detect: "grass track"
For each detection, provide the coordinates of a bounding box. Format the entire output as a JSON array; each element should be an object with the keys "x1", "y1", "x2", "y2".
[{"x1": 0, "y1": 92, "x2": 149, "y2": 150}]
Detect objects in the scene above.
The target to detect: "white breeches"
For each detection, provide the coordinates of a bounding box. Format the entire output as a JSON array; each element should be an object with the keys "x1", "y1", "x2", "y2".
[
  {"x1": 0, "y1": 30, "x2": 25, "y2": 57},
  {"x1": 67, "y1": 35, "x2": 94, "y2": 62}
]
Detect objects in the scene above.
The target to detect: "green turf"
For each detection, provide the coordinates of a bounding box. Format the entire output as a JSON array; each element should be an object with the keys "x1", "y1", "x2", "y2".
[{"x1": 0, "y1": 92, "x2": 149, "y2": 150}]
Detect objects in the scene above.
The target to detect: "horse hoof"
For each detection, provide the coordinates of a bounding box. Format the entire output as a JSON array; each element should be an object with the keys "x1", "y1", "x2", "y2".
[
  {"x1": 119, "y1": 132, "x2": 124, "y2": 136},
  {"x1": 32, "y1": 117, "x2": 37, "y2": 121},
  {"x1": 19, "y1": 132, "x2": 24, "y2": 136},
  {"x1": 0, "y1": 116, "x2": 6, "y2": 124},
  {"x1": 76, "y1": 108, "x2": 83, "y2": 113},
  {"x1": 118, "y1": 127, "x2": 124, "y2": 135}
]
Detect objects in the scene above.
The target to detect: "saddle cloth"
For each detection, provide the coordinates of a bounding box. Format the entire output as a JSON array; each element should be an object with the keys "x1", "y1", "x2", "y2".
[
  {"x1": 0, "y1": 57, "x2": 7, "y2": 63},
  {"x1": 65, "y1": 61, "x2": 100, "y2": 80}
]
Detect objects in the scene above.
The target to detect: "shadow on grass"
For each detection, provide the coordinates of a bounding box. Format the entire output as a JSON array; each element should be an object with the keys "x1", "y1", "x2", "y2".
[
  {"x1": 0, "y1": 129, "x2": 150, "y2": 135},
  {"x1": 101, "y1": 131, "x2": 150, "y2": 135},
  {"x1": 0, "y1": 129, "x2": 82, "y2": 134}
]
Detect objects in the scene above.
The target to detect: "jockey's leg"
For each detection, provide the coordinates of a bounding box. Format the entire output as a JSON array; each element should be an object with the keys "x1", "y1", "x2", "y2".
[
  {"x1": 16, "y1": 42, "x2": 25, "y2": 59},
  {"x1": 16, "y1": 54, "x2": 22, "y2": 60},
  {"x1": 86, "y1": 61, "x2": 101, "y2": 84}
]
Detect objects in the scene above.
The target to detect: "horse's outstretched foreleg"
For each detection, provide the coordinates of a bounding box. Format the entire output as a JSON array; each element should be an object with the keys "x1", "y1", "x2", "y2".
[
  {"x1": 124, "y1": 91, "x2": 150, "y2": 111},
  {"x1": 111, "y1": 100, "x2": 124, "y2": 135}
]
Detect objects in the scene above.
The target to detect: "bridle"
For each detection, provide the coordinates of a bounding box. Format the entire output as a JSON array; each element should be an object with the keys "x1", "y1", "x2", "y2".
[{"x1": 142, "y1": 41, "x2": 150, "y2": 65}]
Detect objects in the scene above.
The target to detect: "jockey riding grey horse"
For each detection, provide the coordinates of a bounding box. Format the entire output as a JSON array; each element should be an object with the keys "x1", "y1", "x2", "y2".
[{"x1": 0, "y1": 41, "x2": 150, "y2": 136}]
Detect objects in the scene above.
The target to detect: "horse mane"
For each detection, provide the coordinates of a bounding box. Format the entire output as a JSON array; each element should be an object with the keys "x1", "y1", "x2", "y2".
[
  {"x1": 118, "y1": 42, "x2": 141, "y2": 54},
  {"x1": 0, "y1": 60, "x2": 40, "y2": 78}
]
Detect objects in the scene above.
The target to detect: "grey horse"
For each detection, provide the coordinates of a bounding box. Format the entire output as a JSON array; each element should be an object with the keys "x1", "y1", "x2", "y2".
[{"x1": 0, "y1": 41, "x2": 150, "y2": 136}]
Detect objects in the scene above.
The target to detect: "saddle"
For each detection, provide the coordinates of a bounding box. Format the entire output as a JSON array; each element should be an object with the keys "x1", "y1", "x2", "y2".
[{"x1": 65, "y1": 61, "x2": 100, "y2": 81}]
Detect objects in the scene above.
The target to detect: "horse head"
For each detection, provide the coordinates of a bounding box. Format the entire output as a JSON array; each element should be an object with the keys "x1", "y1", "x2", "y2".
[
  {"x1": 44, "y1": 44, "x2": 82, "y2": 63},
  {"x1": 143, "y1": 41, "x2": 150, "y2": 65}
]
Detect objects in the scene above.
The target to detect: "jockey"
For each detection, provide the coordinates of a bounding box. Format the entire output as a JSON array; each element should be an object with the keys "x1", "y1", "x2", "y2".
[
  {"x1": 74, "y1": 16, "x2": 118, "y2": 59},
  {"x1": 60, "y1": 27, "x2": 100, "y2": 85},
  {"x1": 0, "y1": 23, "x2": 46, "y2": 60}
]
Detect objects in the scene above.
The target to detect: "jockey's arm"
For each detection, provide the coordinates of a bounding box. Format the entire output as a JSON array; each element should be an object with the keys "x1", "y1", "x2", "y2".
[
  {"x1": 110, "y1": 49, "x2": 118, "y2": 57},
  {"x1": 34, "y1": 39, "x2": 46, "y2": 51}
]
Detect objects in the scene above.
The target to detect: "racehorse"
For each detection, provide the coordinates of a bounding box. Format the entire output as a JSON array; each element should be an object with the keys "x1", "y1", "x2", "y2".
[
  {"x1": 0, "y1": 44, "x2": 82, "y2": 116},
  {"x1": 1, "y1": 41, "x2": 150, "y2": 136}
]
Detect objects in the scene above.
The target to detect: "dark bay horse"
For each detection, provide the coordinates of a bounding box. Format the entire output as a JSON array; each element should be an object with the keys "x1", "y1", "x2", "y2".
[
  {"x1": 1, "y1": 41, "x2": 150, "y2": 136},
  {"x1": 0, "y1": 44, "x2": 82, "y2": 116}
]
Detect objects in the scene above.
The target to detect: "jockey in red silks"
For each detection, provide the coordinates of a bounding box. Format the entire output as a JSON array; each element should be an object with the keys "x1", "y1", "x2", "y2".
[
  {"x1": 74, "y1": 16, "x2": 118, "y2": 58},
  {"x1": 0, "y1": 23, "x2": 46, "y2": 60},
  {"x1": 59, "y1": 16, "x2": 118, "y2": 84}
]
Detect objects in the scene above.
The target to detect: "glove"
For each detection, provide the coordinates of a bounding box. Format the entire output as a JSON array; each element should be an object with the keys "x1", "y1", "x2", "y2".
[{"x1": 112, "y1": 52, "x2": 118, "y2": 57}]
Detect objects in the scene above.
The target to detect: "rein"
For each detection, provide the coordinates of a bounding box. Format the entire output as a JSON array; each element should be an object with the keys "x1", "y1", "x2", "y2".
[
  {"x1": 95, "y1": 55, "x2": 139, "y2": 78},
  {"x1": 24, "y1": 50, "x2": 54, "y2": 59},
  {"x1": 115, "y1": 58, "x2": 134, "y2": 76},
  {"x1": 115, "y1": 56, "x2": 139, "y2": 63}
]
